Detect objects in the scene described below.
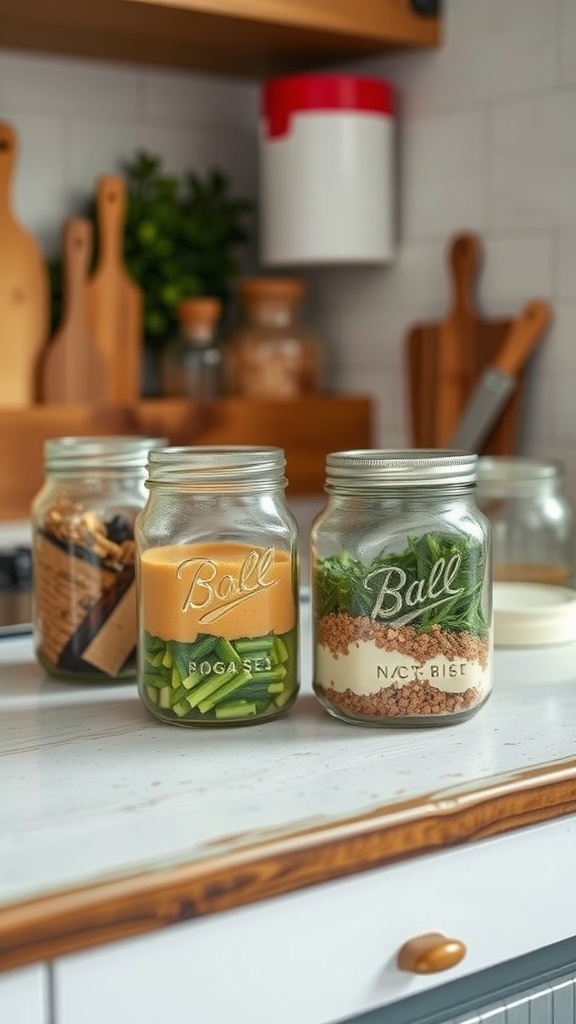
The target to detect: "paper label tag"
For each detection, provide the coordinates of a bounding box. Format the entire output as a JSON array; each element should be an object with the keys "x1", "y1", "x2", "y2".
[
  {"x1": 82, "y1": 583, "x2": 137, "y2": 676},
  {"x1": 35, "y1": 531, "x2": 135, "y2": 676}
]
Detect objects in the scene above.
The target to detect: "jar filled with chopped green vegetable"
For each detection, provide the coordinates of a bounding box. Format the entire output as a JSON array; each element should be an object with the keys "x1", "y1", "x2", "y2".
[
  {"x1": 135, "y1": 445, "x2": 300, "y2": 726},
  {"x1": 311, "y1": 450, "x2": 492, "y2": 728}
]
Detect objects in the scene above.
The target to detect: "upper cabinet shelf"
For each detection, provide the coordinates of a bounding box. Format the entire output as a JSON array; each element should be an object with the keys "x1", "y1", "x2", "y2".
[{"x1": 0, "y1": 0, "x2": 441, "y2": 77}]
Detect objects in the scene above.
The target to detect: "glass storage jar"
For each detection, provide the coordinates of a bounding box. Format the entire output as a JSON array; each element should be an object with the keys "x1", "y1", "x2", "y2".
[
  {"x1": 135, "y1": 445, "x2": 300, "y2": 727},
  {"x1": 311, "y1": 450, "x2": 492, "y2": 728},
  {"x1": 32, "y1": 435, "x2": 166, "y2": 681},
  {"x1": 224, "y1": 277, "x2": 322, "y2": 398},
  {"x1": 476, "y1": 456, "x2": 574, "y2": 586},
  {"x1": 160, "y1": 297, "x2": 223, "y2": 399}
]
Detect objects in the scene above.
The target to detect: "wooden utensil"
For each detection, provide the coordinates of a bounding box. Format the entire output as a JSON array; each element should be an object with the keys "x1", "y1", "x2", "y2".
[
  {"x1": 86, "y1": 174, "x2": 142, "y2": 405},
  {"x1": 449, "y1": 300, "x2": 551, "y2": 452},
  {"x1": 0, "y1": 121, "x2": 49, "y2": 407},
  {"x1": 40, "y1": 218, "x2": 107, "y2": 403},
  {"x1": 406, "y1": 231, "x2": 525, "y2": 456}
]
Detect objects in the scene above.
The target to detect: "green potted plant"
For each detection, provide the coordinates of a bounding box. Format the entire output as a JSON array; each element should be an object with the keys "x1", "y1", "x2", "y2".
[{"x1": 49, "y1": 150, "x2": 253, "y2": 393}]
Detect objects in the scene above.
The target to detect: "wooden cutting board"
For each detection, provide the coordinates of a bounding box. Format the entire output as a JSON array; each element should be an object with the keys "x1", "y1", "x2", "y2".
[
  {"x1": 0, "y1": 121, "x2": 49, "y2": 407},
  {"x1": 406, "y1": 231, "x2": 524, "y2": 455},
  {"x1": 86, "y1": 175, "x2": 142, "y2": 405},
  {"x1": 40, "y1": 218, "x2": 107, "y2": 403}
]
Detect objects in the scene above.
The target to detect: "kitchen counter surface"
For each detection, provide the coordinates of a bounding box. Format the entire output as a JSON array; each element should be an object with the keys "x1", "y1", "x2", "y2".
[{"x1": 2, "y1": 604, "x2": 576, "y2": 973}]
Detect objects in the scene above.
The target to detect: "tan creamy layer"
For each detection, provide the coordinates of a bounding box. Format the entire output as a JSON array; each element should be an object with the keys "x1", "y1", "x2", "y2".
[{"x1": 316, "y1": 640, "x2": 491, "y2": 696}]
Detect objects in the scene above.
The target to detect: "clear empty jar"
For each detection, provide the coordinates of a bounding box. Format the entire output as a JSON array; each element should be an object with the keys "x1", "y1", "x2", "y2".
[{"x1": 476, "y1": 456, "x2": 574, "y2": 587}]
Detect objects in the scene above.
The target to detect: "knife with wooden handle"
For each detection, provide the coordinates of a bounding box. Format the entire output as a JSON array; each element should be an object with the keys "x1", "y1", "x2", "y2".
[{"x1": 448, "y1": 299, "x2": 551, "y2": 453}]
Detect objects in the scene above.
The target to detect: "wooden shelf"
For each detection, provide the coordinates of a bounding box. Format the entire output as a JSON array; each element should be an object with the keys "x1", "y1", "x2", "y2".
[
  {"x1": 0, "y1": 394, "x2": 373, "y2": 519},
  {"x1": 0, "y1": 0, "x2": 441, "y2": 77}
]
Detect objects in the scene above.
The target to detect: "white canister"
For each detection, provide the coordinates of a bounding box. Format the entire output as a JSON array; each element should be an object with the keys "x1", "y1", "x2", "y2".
[{"x1": 260, "y1": 74, "x2": 395, "y2": 267}]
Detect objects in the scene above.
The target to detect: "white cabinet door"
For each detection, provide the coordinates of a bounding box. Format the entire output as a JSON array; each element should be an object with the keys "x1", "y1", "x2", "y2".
[
  {"x1": 54, "y1": 815, "x2": 576, "y2": 1024},
  {"x1": 0, "y1": 965, "x2": 47, "y2": 1024}
]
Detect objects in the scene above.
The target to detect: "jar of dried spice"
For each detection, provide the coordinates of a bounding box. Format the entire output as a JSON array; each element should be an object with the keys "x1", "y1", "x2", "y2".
[
  {"x1": 135, "y1": 446, "x2": 300, "y2": 727},
  {"x1": 31, "y1": 435, "x2": 166, "y2": 681},
  {"x1": 311, "y1": 450, "x2": 493, "y2": 728},
  {"x1": 223, "y1": 277, "x2": 322, "y2": 399}
]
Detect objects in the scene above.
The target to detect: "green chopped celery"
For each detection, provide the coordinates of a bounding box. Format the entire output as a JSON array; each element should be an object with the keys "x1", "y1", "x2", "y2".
[
  {"x1": 159, "y1": 686, "x2": 172, "y2": 709},
  {"x1": 235, "y1": 636, "x2": 274, "y2": 655},
  {"x1": 145, "y1": 684, "x2": 159, "y2": 704},
  {"x1": 215, "y1": 701, "x2": 257, "y2": 720},
  {"x1": 266, "y1": 682, "x2": 284, "y2": 694},
  {"x1": 181, "y1": 668, "x2": 205, "y2": 690},
  {"x1": 186, "y1": 665, "x2": 243, "y2": 709},
  {"x1": 172, "y1": 700, "x2": 189, "y2": 718},
  {"x1": 251, "y1": 665, "x2": 287, "y2": 684},
  {"x1": 171, "y1": 684, "x2": 190, "y2": 705},
  {"x1": 196, "y1": 669, "x2": 251, "y2": 712},
  {"x1": 146, "y1": 650, "x2": 165, "y2": 668},
  {"x1": 171, "y1": 666, "x2": 181, "y2": 689},
  {"x1": 274, "y1": 684, "x2": 296, "y2": 709},
  {"x1": 143, "y1": 673, "x2": 168, "y2": 688},
  {"x1": 214, "y1": 637, "x2": 242, "y2": 665},
  {"x1": 188, "y1": 633, "x2": 218, "y2": 660},
  {"x1": 272, "y1": 636, "x2": 289, "y2": 663},
  {"x1": 161, "y1": 648, "x2": 173, "y2": 669}
]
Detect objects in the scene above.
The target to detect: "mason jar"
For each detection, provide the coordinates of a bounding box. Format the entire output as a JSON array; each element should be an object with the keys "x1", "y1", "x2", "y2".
[
  {"x1": 311, "y1": 450, "x2": 492, "y2": 728},
  {"x1": 476, "y1": 456, "x2": 574, "y2": 587},
  {"x1": 31, "y1": 435, "x2": 166, "y2": 681},
  {"x1": 135, "y1": 446, "x2": 300, "y2": 727}
]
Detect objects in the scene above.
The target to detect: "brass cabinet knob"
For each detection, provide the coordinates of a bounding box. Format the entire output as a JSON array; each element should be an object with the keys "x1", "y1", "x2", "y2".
[{"x1": 397, "y1": 932, "x2": 467, "y2": 974}]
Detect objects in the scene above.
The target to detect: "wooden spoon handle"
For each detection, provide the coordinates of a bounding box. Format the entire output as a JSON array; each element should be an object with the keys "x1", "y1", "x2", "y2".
[
  {"x1": 495, "y1": 300, "x2": 551, "y2": 376},
  {"x1": 62, "y1": 218, "x2": 92, "y2": 321},
  {"x1": 0, "y1": 123, "x2": 17, "y2": 206},
  {"x1": 95, "y1": 174, "x2": 126, "y2": 265},
  {"x1": 448, "y1": 231, "x2": 482, "y2": 315}
]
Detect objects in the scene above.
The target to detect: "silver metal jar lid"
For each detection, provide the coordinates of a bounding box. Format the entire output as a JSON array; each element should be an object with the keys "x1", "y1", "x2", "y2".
[
  {"x1": 146, "y1": 445, "x2": 287, "y2": 488},
  {"x1": 45, "y1": 436, "x2": 168, "y2": 470},
  {"x1": 325, "y1": 450, "x2": 477, "y2": 490}
]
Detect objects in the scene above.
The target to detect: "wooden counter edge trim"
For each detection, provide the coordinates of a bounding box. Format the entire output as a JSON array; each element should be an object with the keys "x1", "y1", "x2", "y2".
[{"x1": 1, "y1": 755, "x2": 576, "y2": 972}]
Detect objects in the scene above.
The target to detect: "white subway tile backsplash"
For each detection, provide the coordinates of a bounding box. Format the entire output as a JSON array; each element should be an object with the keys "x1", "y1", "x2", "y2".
[
  {"x1": 142, "y1": 69, "x2": 258, "y2": 129},
  {"x1": 489, "y1": 91, "x2": 576, "y2": 231},
  {"x1": 549, "y1": 371, "x2": 576, "y2": 444},
  {"x1": 398, "y1": 109, "x2": 487, "y2": 240},
  {"x1": 0, "y1": 50, "x2": 142, "y2": 118},
  {"x1": 476, "y1": 232, "x2": 552, "y2": 315},
  {"x1": 401, "y1": 109, "x2": 487, "y2": 184},
  {"x1": 558, "y1": 0, "x2": 576, "y2": 87},
  {"x1": 4, "y1": 112, "x2": 68, "y2": 255},
  {"x1": 351, "y1": 0, "x2": 557, "y2": 116},
  {"x1": 401, "y1": 178, "x2": 486, "y2": 243},
  {"x1": 553, "y1": 228, "x2": 576, "y2": 299}
]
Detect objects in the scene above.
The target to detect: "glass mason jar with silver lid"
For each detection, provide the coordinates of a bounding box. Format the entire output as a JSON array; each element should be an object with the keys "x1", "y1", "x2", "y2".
[
  {"x1": 311, "y1": 450, "x2": 493, "y2": 728},
  {"x1": 135, "y1": 446, "x2": 300, "y2": 727},
  {"x1": 32, "y1": 435, "x2": 167, "y2": 681}
]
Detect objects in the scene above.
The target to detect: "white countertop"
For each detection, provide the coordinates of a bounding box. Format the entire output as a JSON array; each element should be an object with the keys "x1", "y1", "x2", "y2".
[{"x1": 3, "y1": 603, "x2": 576, "y2": 915}]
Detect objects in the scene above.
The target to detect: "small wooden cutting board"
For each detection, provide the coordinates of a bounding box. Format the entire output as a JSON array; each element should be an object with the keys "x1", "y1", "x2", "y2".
[
  {"x1": 0, "y1": 121, "x2": 49, "y2": 407},
  {"x1": 406, "y1": 231, "x2": 524, "y2": 455},
  {"x1": 86, "y1": 175, "x2": 142, "y2": 405},
  {"x1": 40, "y1": 218, "x2": 107, "y2": 403}
]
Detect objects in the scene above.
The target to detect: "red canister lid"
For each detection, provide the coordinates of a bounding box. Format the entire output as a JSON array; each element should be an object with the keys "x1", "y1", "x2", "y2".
[{"x1": 262, "y1": 74, "x2": 394, "y2": 139}]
